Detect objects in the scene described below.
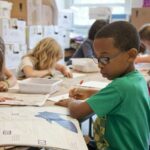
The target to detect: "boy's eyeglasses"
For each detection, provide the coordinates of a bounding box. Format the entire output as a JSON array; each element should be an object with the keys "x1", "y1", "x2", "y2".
[{"x1": 92, "y1": 52, "x2": 123, "y2": 65}]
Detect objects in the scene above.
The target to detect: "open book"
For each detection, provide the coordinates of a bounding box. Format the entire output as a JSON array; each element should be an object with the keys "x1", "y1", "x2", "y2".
[
  {"x1": 0, "y1": 93, "x2": 48, "y2": 106},
  {"x1": 0, "y1": 106, "x2": 88, "y2": 150}
]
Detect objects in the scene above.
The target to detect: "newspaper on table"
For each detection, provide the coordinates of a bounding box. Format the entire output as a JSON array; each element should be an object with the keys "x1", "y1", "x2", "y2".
[
  {"x1": 0, "y1": 106, "x2": 88, "y2": 150},
  {"x1": 0, "y1": 93, "x2": 49, "y2": 106}
]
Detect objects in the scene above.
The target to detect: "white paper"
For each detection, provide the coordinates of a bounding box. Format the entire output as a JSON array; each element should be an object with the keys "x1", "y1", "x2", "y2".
[
  {"x1": 48, "y1": 93, "x2": 69, "y2": 102},
  {"x1": 0, "y1": 93, "x2": 48, "y2": 106},
  {"x1": 81, "y1": 81, "x2": 109, "y2": 89},
  {"x1": 72, "y1": 72, "x2": 86, "y2": 78},
  {"x1": 0, "y1": 107, "x2": 88, "y2": 150}
]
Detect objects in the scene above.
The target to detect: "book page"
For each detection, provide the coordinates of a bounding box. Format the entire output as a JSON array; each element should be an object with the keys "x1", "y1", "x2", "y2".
[
  {"x1": 0, "y1": 93, "x2": 48, "y2": 106},
  {"x1": 0, "y1": 107, "x2": 87, "y2": 150}
]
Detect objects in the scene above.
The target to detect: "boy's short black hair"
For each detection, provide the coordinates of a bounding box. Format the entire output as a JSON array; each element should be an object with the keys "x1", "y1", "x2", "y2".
[
  {"x1": 95, "y1": 21, "x2": 140, "y2": 52},
  {"x1": 88, "y1": 20, "x2": 109, "y2": 41}
]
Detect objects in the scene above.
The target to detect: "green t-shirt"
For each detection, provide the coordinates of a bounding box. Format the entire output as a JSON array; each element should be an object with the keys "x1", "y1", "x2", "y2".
[{"x1": 87, "y1": 70, "x2": 150, "y2": 150}]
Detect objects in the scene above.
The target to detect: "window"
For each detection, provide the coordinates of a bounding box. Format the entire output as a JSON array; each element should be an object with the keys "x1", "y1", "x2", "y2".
[{"x1": 70, "y1": 0, "x2": 131, "y2": 26}]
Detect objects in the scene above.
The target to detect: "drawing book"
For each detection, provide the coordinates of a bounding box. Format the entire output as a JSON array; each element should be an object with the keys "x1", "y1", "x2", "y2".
[{"x1": 0, "y1": 107, "x2": 87, "y2": 150}]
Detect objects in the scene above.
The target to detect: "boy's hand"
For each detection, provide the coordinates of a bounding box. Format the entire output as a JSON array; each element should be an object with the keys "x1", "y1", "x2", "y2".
[
  {"x1": 69, "y1": 87, "x2": 91, "y2": 100},
  {"x1": 55, "y1": 99, "x2": 73, "y2": 107},
  {"x1": 0, "y1": 81, "x2": 9, "y2": 91}
]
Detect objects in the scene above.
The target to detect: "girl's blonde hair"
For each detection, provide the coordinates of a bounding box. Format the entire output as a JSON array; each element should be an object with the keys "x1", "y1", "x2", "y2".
[{"x1": 24, "y1": 37, "x2": 63, "y2": 70}]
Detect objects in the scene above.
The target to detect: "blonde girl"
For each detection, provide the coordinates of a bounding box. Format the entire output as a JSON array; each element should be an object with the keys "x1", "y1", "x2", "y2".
[{"x1": 17, "y1": 37, "x2": 72, "y2": 78}]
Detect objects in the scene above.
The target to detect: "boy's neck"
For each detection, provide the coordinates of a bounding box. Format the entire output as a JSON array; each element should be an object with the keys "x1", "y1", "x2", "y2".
[{"x1": 120, "y1": 65, "x2": 136, "y2": 77}]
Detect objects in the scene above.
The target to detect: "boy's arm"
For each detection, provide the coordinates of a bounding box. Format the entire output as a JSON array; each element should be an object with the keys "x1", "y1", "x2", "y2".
[
  {"x1": 69, "y1": 100, "x2": 93, "y2": 119},
  {"x1": 55, "y1": 99, "x2": 93, "y2": 119},
  {"x1": 69, "y1": 87, "x2": 99, "y2": 100}
]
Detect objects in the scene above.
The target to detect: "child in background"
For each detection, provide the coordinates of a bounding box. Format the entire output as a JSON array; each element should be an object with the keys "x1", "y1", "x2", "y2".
[
  {"x1": 17, "y1": 37, "x2": 72, "y2": 79},
  {"x1": 0, "y1": 37, "x2": 16, "y2": 92},
  {"x1": 66, "y1": 20, "x2": 109, "y2": 65},
  {"x1": 135, "y1": 25, "x2": 150, "y2": 63},
  {"x1": 72, "y1": 20, "x2": 109, "y2": 58},
  {"x1": 56, "y1": 21, "x2": 150, "y2": 150}
]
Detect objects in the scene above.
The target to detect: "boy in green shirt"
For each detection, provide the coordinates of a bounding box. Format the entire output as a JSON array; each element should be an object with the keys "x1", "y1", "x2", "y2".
[{"x1": 56, "y1": 21, "x2": 150, "y2": 150}]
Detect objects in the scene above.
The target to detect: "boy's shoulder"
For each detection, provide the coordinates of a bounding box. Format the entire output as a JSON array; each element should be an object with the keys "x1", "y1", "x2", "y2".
[{"x1": 110, "y1": 70, "x2": 144, "y2": 88}]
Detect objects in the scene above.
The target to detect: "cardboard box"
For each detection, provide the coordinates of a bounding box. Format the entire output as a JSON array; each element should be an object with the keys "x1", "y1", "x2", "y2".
[
  {"x1": 0, "y1": 18, "x2": 26, "y2": 44},
  {"x1": 58, "y1": 9, "x2": 73, "y2": 29},
  {"x1": 130, "y1": 7, "x2": 150, "y2": 30},
  {"x1": 10, "y1": 18, "x2": 26, "y2": 30},
  {"x1": 5, "y1": 44, "x2": 27, "y2": 69},
  {"x1": 27, "y1": 26, "x2": 43, "y2": 49},
  {"x1": 0, "y1": 1, "x2": 12, "y2": 19},
  {"x1": 6, "y1": 0, "x2": 58, "y2": 25}
]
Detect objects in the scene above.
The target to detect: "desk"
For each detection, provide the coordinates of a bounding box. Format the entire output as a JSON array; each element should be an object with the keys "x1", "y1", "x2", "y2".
[
  {"x1": 0, "y1": 71, "x2": 108, "y2": 150},
  {"x1": 2, "y1": 69, "x2": 149, "y2": 149}
]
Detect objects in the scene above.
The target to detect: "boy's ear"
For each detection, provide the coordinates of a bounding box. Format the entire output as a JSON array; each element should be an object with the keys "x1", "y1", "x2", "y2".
[{"x1": 127, "y1": 48, "x2": 138, "y2": 61}]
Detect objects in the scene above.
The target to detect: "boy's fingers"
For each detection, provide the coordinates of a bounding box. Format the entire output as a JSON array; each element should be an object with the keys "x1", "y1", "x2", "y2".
[
  {"x1": 55, "y1": 100, "x2": 68, "y2": 107},
  {"x1": 69, "y1": 88, "x2": 76, "y2": 97}
]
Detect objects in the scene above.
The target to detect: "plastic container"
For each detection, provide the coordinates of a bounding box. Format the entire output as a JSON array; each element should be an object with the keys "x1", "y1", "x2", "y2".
[
  {"x1": 18, "y1": 78, "x2": 62, "y2": 94},
  {"x1": 71, "y1": 58, "x2": 99, "y2": 73}
]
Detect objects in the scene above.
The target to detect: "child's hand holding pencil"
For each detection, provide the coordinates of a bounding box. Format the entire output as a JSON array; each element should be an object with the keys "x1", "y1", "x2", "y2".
[{"x1": 55, "y1": 80, "x2": 84, "y2": 107}]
